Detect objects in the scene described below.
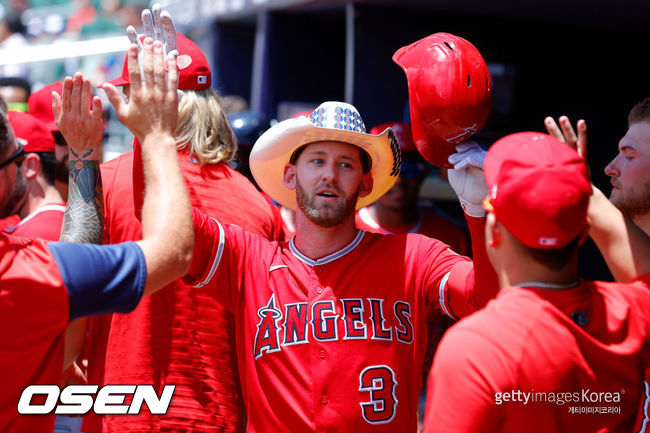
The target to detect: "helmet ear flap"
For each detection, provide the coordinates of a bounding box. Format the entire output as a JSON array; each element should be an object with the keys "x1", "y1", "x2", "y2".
[{"x1": 393, "y1": 33, "x2": 492, "y2": 168}]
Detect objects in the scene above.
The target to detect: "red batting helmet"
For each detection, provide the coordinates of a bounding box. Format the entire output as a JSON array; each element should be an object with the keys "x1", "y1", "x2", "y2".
[{"x1": 393, "y1": 32, "x2": 492, "y2": 168}]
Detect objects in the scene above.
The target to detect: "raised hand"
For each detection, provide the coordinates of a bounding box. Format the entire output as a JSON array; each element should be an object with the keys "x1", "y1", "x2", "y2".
[
  {"x1": 103, "y1": 37, "x2": 179, "y2": 141},
  {"x1": 141, "y1": 4, "x2": 177, "y2": 55},
  {"x1": 447, "y1": 141, "x2": 489, "y2": 217},
  {"x1": 52, "y1": 73, "x2": 104, "y2": 161},
  {"x1": 53, "y1": 74, "x2": 104, "y2": 244},
  {"x1": 544, "y1": 115, "x2": 592, "y2": 184},
  {"x1": 125, "y1": 3, "x2": 177, "y2": 79},
  {"x1": 544, "y1": 115, "x2": 588, "y2": 159}
]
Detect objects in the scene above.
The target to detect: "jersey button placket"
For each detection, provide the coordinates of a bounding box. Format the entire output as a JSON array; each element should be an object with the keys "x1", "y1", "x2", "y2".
[{"x1": 312, "y1": 264, "x2": 325, "y2": 297}]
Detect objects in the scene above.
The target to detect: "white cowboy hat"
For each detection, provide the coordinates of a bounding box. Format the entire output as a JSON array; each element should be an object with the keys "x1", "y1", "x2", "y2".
[{"x1": 249, "y1": 101, "x2": 401, "y2": 210}]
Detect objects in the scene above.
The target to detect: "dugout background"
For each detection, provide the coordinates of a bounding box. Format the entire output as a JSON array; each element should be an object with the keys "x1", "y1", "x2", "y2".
[{"x1": 186, "y1": 0, "x2": 650, "y2": 281}]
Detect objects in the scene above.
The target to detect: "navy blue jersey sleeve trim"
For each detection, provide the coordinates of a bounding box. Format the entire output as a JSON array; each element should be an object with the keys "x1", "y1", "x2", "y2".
[{"x1": 47, "y1": 242, "x2": 146, "y2": 321}]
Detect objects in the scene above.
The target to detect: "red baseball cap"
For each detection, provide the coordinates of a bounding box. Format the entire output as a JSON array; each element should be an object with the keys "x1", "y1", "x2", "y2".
[
  {"x1": 393, "y1": 33, "x2": 492, "y2": 169},
  {"x1": 370, "y1": 121, "x2": 416, "y2": 152},
  {"x1": 103, "y1": 33, "x2": 211, "y2": 91},
  {"x1": 7, "y1": 110, "x2": 56, "y2": 153},
  {"x1": 291, "y1": 110, "x2": 314, "y2": 119},
  {"x1": 371, "y1": 121, "x2": 426, "y2": 179},
  {"x1": 27, "y1": 81, "x2": 63, "y2": 132},
  {"x1": 483, "y1": 132, "x2": 590, "y2": 249}
]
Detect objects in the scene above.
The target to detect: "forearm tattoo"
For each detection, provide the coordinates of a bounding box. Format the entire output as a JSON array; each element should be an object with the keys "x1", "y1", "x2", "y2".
[{"x1": 60, "y1": 149, "x2": 104, "y2": 244}]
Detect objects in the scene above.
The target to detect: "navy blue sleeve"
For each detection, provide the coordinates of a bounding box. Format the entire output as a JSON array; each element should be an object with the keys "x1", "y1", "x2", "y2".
[{"x1": 47, "y1": 242, "x2": 147, "y2": 321}]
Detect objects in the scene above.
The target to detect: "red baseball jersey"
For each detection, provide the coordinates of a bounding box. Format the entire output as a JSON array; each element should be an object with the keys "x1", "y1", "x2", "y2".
[
  {"x1": 424, "y1": 278, "x2": 650, "y2": 433},
  {"x1": 3, "y1": 203, "x2": 65, "y2": 240},
  {"x1": 355, "y1": 206, "x2": 470, "y2": 256},
  {"x1": 0, "y1": 215, "x2": 20, "y2": 231},
  {"x1": 0, "y1": 233, "x2": 147, "y2": 433},
  {"x1": 183, "y1": 208, "x2": 498, "y2": 432},
  {"x1": 82, "y1": 148, "x2": 282, "y2": 433}
]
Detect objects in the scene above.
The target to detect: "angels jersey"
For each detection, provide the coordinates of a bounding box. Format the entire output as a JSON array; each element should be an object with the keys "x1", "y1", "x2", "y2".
[
  {"x1": 355, "y1": 206, "x2": 470, "y2": 256},
  {"x1": 3, "y1": 203, "x2": 66, "y2": 240},
  {"x1": 425, "y1": 278, "x2": 650, "y2": 433},
  {"x1": 82, "y1": 145, "x2": 281, "y2": 433},
  {"x1": 0, "y1": 233, "x2": 146, "y2": 433},
  {"x1": 185, "y1": 209, "x2": 498, "y2": 432}
]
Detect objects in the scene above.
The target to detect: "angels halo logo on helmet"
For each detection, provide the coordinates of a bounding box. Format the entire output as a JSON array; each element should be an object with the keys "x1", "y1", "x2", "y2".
[{"x1": 393, "y1": 32, "x2": 492, "y2": 169}]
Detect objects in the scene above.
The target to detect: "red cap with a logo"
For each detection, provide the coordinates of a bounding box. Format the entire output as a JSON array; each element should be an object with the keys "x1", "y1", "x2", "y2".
[
  {"x1": 483, "y1": 132, "x2": 590, "y2": 249},
  {"x1": 103, "y1": 33, "x2": 211, "y2": 91},
  {"x1": 27, "y1": 81, "x2": 63, "y2": 132},
  {"x1": 7, "y1": 110, "x2": 56, "y2": 153}
]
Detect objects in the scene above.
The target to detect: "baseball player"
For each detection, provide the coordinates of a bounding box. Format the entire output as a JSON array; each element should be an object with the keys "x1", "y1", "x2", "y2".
[
  {"x1": 77, "y1": 9, "x2": 280, "y2": 432},
  {"x1": 3, "y1": 109, "x2": 80, "y2": 433},
  {"x1": 544, "y1": 114, "x2": 650, "y2": 282},
  {"x1": 27, "y1": 82, "x2": 69, "y2": 201},
  {"x1": 3, "y1": 110, "x2": 65, "y2": 239},
  {"x1": 423, "y1": 132, "x2": 650, "y2": 432},
  {"x1": 604, "y1": 98, "x2": 650, "y2": 235},
  {"x1": 355, "y1": 121, "x2": 469, "y2": 255},
  {"x1": 0, "y1": 37, "x2": 192, "y2": 432},
  {"x1": 175, "y1": 98, "x2": 499, "y2": 432}
]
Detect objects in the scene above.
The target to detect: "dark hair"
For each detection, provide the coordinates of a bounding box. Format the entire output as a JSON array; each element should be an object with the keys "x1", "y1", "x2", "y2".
[
  {"x1": 628, "y1": 97, "x2": 650, "y2": 125},
  {"x1": 518, "y1": 235, "x2": 581, "y2": 270},
  {"x1": 0, "y1": 77, "x2": 31, "y2": 98},
  {"x1": 52, "y1": 131, "x2": 67, "y2": 146},
  {"x1": 0, "y1": 95, "x2": 7, "y2": 114},
  {"x1": 290, "y1": 143, "x2": 372, "y2": 174},
  {"x1": 33, "y1": 151, "x2": 56, "y2": 185},
  {"x1": 0, "y1": 112, "x2": 14, "y2": 155}
]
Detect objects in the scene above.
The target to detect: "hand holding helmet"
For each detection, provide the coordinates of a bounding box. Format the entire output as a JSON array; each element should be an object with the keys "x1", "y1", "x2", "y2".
[{"x1": 447, "y1": 141, "x2": 488, "y2": 217}]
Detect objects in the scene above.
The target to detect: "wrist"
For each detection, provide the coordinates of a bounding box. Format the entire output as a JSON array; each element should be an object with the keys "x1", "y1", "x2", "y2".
[
  {"x1": 68, "y1": 148, "x2": 100, "y2": 163},
  {"x1": 68, "y1": 160, "x2": 100, "y2": 171},
  {"x1": 459, "y1": 199, "x2": 486, "y2": 218},
  {"x1": 142, "y1": 133, "x2": 176, "y2": 149}
]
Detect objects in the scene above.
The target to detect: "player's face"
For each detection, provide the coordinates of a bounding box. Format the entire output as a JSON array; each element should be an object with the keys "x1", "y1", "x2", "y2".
[
  {"x1": 377, "y1": 159, "x2": 425, "y2": 210},
  {"x1": 377, "y1": 176, "x2": 421, "y2": 210},
  {"x1": 291, "y1": 141, "x2": 371, "y2": 228},
  {"x1": 604, "y1": 121, "x2": 650, "y2": 219},
  {"x1": 0, "y1": 142, "x2": 27, "y2": 219}
]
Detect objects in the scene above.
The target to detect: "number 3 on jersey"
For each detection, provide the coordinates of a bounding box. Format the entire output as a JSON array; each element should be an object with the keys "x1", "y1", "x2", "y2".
[{"x1": 358, "y1": 365, "x2": 398, "y2": 424}]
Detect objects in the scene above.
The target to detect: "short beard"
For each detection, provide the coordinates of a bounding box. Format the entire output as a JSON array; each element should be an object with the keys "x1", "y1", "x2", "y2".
[
  {"x1": 609, "y1": 178, "x2": 650, "y2": 219},
  {"x1": 55, "y1": 156, "x2": 69, "y2": 183},
  {"x1": 295, "y1": 179, "x2": 358, "y2": 228},
  {"x1": 1, "y1": 169, "x2": 27, "y2": 218}
]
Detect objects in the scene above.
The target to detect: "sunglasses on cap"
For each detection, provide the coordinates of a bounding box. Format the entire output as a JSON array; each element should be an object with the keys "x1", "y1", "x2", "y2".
[{"x1": 0, "y1": 142, "x2": 26, "y2": 170}]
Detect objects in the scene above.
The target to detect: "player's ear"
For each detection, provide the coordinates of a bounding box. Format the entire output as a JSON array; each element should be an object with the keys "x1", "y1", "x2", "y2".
[
  {"x1": 283, "y1": 164, "x2": 296, "y2": 190},
  {"x1": 485, "y1": 212, "x2": 502, "y2": 248},
  {"x1": 23, "y1": 153, "x2": 40, "y2": 180},
  {"x1": 358, "y1": 173, "x2": 373, "y2": 198}
]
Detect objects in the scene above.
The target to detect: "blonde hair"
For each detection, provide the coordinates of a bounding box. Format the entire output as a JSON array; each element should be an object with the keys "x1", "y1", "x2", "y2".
[{"x1": 175, "y1": 88, "x2": 237, "y2": 165}]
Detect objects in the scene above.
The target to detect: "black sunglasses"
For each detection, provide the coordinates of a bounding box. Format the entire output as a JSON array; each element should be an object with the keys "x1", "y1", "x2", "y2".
[{"x1": 0, "y1": 144, "x2": 25, "y2": 170}]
